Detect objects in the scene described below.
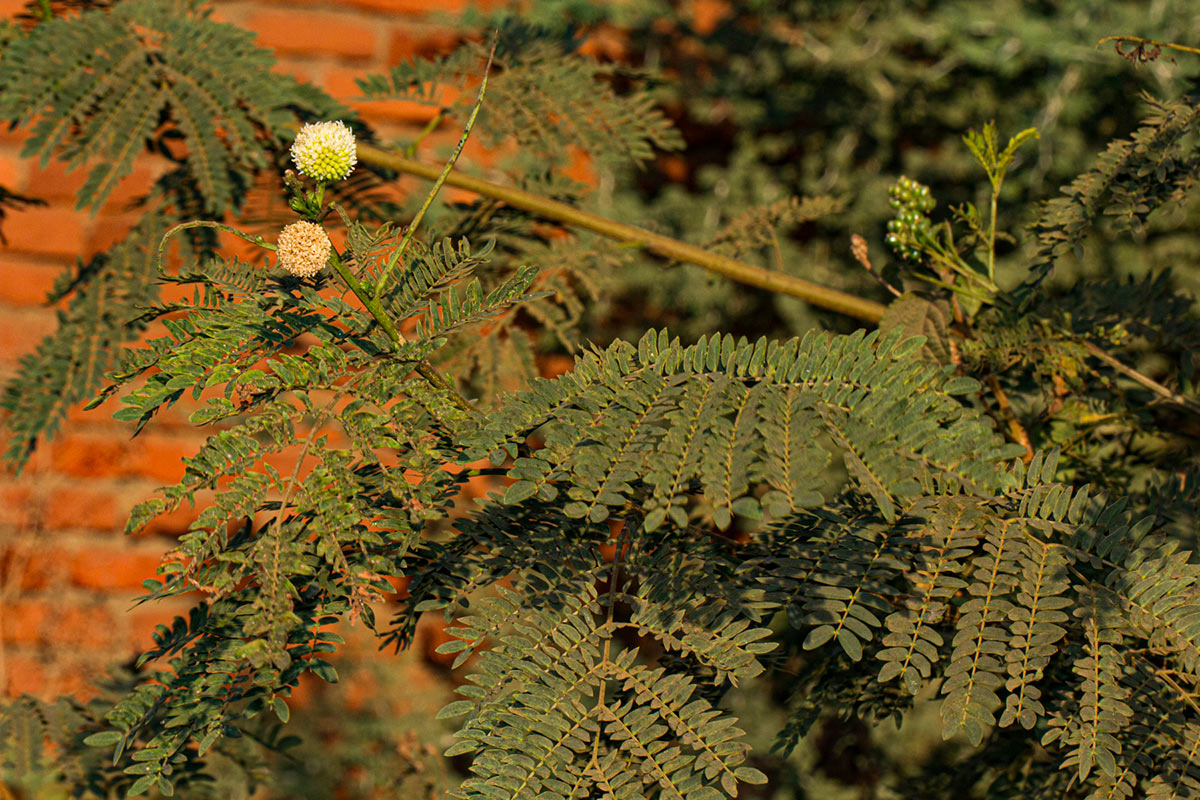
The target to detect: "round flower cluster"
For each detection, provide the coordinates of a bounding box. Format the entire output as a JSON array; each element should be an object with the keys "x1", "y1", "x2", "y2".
[
  {"x1": 276, "y1": 221, "x2": 331, "y2": 278},
  {"x1": 290, "y1": 120, "x2": 357, "y2": 182},
  {"x1": 884, "y1": 175, "x2": 934, "y2": 264}
]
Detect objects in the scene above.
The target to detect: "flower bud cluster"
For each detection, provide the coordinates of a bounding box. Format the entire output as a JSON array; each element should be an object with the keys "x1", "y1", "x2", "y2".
[
  {"x1": 884, "y1": 175, "x2": 934, "y2": 264},
  {"x1": 290, "y1": 120, "x2": 357, "y2": 182},
  {"x1": 276, "y1": 220, "x2": 331, "y2": 278}
]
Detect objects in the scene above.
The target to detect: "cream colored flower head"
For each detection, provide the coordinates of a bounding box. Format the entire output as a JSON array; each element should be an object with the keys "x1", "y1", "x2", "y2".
[
  {"x1": 290, "y1": 120, "x2": 357, "y2": 181},
  {"x1": 277, "y1": 221, "x2": 331, "y2": 278}
]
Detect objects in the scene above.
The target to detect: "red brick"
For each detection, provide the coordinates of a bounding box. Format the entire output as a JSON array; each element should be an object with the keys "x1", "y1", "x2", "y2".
[
  {"x1": 0, "y1": 123, "x2": 30, "y2": 147},
  {"x1": 387, "y1": 26, "x2": 459, "y2": 65},
  {"x1": 384, "y1": 574, "x2": 412, "y2": 600},
  {"x1": 85, "y1": 213, "x2": 139, "y2": 258},
  {"x1": 68, "y1": 548, "x2": 163, "y2": 591},
  {"x1": 328, "y1": 62, "x2": 463, "y2": 105},
  {"x1": 49, "y1": 427, "x2": 204, "y2": 483},
  {"x1": 443, "y1": 186, "x2": 478, "y2": 205},
  {"x1": 2, "y1": 652, "x2": 46, "y2": 696},
  {"x1": 0, "y1": 148, "x2": 22, "y2": 190},
  {"x1": 338, "y1": 0, "x2": 457, "y2": 13},
  {"x1": 140, "y1": 502, "x2": 200, "y2": 539},
  {"x1": 3, "y1": 600, "x2": 114, "y2": 651},
  {"x1": 1, "y1": 546, "x2": 66, "y2": 590},
  {"x1": 157, "y1": 279, "x2": 203, "y2": 307},
  {"x1": 51, "y1": 433, "x2": 131, "y2": 479},
  {"x1": 420, "y1": 613, "x2": 460, "y2": 669},
  {"x1": 538, "y1": 354, "x2": 575, "y2": 379},
  {"x1": 273, "y1": 57, "x2": 316, "y2": 85},
  {"x1": 2, "y1": 599, "x2": 49, "y2": 645},
  {"x1": 64, "y1": 390, "x2": 127, "y2": 425},
  {"x1": 244, "y1": 10, "x2": 380, "y2": 61},
  {"x1": 0, "y1": 205, "x2": 88, "y2": 258},
  {"x1": 99, "y1": 158, "x2": 163, "y2": 213},
  {"x1": 343, "y1": 665, "x2": 380, "y2": 711},
  {"x1": 59, "y1": 604, "x2": 118, "y2": 650},
  {"x1": 0, "y1": 309, "x2": 56, "y2": 367},
  {"x1": 323, "y1": 66, "x2": 444, "y2": 125},
  {"x1": 127, "y1": 602, "x2": 194, "y2": 651},
  {"x1": 50, "y1": 664, "x2": 95, "y2": 700},
  {"x1": 42, "y1": 487, "x2": 120, "y2": 532},
  {"x1": 22, "y1": 159, "x2": 88, "y2": 202},
  {"x1": 421, "y1": 126, "x2": 509, "y2": 168},
  {"x1": 0, "y1": 483, "x2": 36, "y2": 528},
  {"x1": 339, "y1": 0, "x2": 505, "y2": 13},
  {"x1": 0, "y1": 255, "x2": 59, "y2": 306},
  {"x1": 130, "y1": 434, "x2": 196, "y2": 483},
  {"x1": 260, "y1": 448, "x2": 305, "y2": 482}
]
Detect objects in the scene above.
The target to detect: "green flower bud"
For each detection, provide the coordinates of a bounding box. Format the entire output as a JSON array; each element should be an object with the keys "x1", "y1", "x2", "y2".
[{"x1": 290, "y1": 121, "x2": 357, "y2": 182}]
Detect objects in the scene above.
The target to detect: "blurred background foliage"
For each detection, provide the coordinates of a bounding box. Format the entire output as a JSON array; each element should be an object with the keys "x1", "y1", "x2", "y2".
[
  {"x1": 322, "y1": 3, "x2": 1200, "y2": 796},
  {"x1": 442, "y1": 2, "x2": 1200, "y2": 797},
  {"x1": 455, "y1": 0, "x2": 1200, "y2": 346}
]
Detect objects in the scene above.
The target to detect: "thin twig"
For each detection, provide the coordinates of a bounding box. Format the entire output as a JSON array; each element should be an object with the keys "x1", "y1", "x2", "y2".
[
  {"x1": 353, "y1": 144, "x2": 888, "y2": 323},
  {"x1": 1098, "y1": 35, "x2": 1200, "y2": 59},
  {"x1": 767, "y1": 227, "x2": 787, "y2": 273},
  {"x1": 850, "y1": 234, "x2": 901, "y2": 297},
  {"x1": 156, "y1": 220, "x2": 275, "y2": 274},
  {"x1": 263, "y1": 386, "x2": 351, "y2": 617},
  {"x1": 1155, "y1": 668, "x2": 1200, "y2": 717},
  {"x1": 327, "y1": 250, "x2": 478, "y2": 415},
  {"x1": 1081, "y1": 340, "x2": 1200, "y2": 415},
  {"x1": 985, "y1": 374, "x2": 1034, "y2": 463},
  {"x1": 376, "y1": 36, "x2": 497, "y2": 293},
  {"x1": 590, "y1": 523, "x2": 626, "y2": 769},
  {"x1": 404, "y1": 108, "x2": 448, "y2": 158}
]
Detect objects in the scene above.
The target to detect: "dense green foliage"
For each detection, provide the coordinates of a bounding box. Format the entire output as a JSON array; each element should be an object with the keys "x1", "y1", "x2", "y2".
[{"x1": 3, "y1": 1, "x2": 1200, "y2": 799}]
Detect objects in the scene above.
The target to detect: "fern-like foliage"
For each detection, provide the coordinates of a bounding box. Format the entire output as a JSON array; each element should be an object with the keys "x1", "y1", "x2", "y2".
[
  {"x1": 0, "y1": 666, "x2": 290, "y2": 798},
  {"x1": 0, "y1": 215, "x2": 176, "y2": 464},
  {"x1": 1021, "y1": 93, "x2": 1200, "y2": 298},
  {"x1": 0, "y1": 0, "x2": 322, "y2": 213},
  {"x1": 0, "y1": 0, "x2": 344, "y2": 469},
  {"x1": 704, "y1": 195, "x2": 845, "y2": 261},
  {"x1": 749, "y1": 450, "x2": 1200, "y2": 794},
  {"x1": 356, "y1": 33, "x2": 682, "y2": 171},
  {"x1": 383, "y1": 329, "x2": 1200, "y2": 797},
  {"x1": 432, "y1": 203, "x2": 633, "y2": 400},
  {"x1": 467, "y1": 327, "x2": 1016, "y2": 528},
  {"x1": 399, "y1": 504, "x2": 772, "y2": 800}
]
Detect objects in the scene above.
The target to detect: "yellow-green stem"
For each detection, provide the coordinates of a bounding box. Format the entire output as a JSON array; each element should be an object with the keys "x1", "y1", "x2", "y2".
[
  {"x1": 987, "y1": 188, "x2": 998, "y2": 283},
  {"x1": 404, "y1": 109, "x2": 447, "y2": 158},
  {"x1": 327, "y1": 250, "x2": 477, "y2": 415},
  {"x1": 376, "y1": 38, "x2": 495, "y2": 293},
  {"x1": 353, "y1": 142, "x2": 888, "y2": 324},
  {"x1": 1098, "y1": 35, "x2": 1200, "y2": 58},
  {"x1": 156, "y1": 220, "x2": 275, "y2": 274}
]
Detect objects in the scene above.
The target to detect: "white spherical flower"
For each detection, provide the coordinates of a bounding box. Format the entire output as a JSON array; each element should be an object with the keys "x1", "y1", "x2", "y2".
[
  {"x1": 276, "y1": 221, "x2": 331, "y2": 278},
  {"x1": 290, "y1": 120, "x2": 357, "y2": 181}
]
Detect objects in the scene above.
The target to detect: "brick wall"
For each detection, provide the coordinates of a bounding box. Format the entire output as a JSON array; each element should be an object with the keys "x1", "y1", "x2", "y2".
[{"x1": 0, "y1": 0, "x2": 505, "y2": 701}]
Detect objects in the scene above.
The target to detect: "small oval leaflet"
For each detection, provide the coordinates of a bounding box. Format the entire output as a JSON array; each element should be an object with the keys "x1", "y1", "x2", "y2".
[{"x1": 943, "y1": 376, "x2": 981, "y2": 395}]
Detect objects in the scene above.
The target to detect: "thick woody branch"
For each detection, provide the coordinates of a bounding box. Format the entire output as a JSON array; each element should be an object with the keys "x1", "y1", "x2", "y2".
[{"x1": 354, "y1": 141, "x2": 888, "y2": 324}]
